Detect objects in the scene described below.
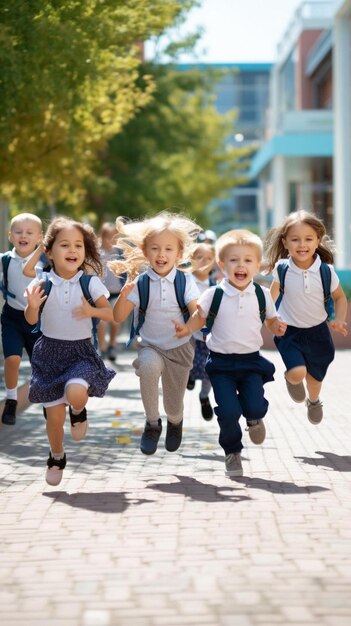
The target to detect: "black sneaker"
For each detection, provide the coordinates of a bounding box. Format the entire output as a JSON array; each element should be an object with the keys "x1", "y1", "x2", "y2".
[
  {"x1": 107, "y1": 345, "x2": 117, "y2": 362},
  {"x1": 140, "y1": 419, "x2": 162, "y2": 455},
  {"x1": 200, "y1": 396, "x2": 213, "y2": 421},
  {"x1": 1, "y1": 399, "x2": 17, "y2": 425},
  {"x1": 165, "y1": 420, "x2": 183, "y2": 452},
  {"x1": 69, "y1": 406, "x2": 88, "y2": 441},
  {"x1": 187, "y1": 377, "x2": 195, "y2": 390}
]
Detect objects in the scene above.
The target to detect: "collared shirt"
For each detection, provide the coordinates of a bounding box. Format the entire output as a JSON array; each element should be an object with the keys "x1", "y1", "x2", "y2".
[
  {"x1": 127, "y1": 266, "x2": 199, "y2": 350},
  {"x1": 272, "y1": 255, "x2": 339, "y2": 328},
  {"x1": 198, "y1": 278, "x2": 276, "y2": 354},
  {"x1": 0, "y1": 249, "x2": 37, "y2": 311},
  {"x1": 26, "y1": 270, "x2": 109, "y2": 340}
]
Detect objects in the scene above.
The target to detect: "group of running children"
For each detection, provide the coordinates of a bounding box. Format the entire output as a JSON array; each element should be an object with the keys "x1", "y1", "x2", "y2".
[{"x1": 0, "y1": 209, "x2": 348, "y2": 485}]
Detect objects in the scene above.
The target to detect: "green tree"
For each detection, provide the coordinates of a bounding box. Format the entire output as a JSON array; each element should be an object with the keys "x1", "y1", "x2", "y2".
[
  {"x1": 0, "y1": 0, "x2": 195, "y2": 208},
  {"x1": 87, "y1": 62, "x2": 252, "y2": 225}
]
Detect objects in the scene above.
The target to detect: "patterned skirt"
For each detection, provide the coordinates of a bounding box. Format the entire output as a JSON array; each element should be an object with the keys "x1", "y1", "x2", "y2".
[
  {"x1": 29, "y1": 335, "x2": 116, "y2": 404},
  {"x1": 189, "y1": 339, "x2": 210, "y2": 381}
]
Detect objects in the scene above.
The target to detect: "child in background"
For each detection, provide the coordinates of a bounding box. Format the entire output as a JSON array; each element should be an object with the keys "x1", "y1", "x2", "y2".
[
  {"x1": 265, "y1": 210, "x2": 347, "y2": 424},
  {"x1": 98, "y1": 222, "x2": 126, "y2": 361},
  {"x1": 0, "y1": 213, "x2": 43, "y2": 425},
  {"x1": 174, "y1": 229, "x2": 286, "y2": 477},
  {"x1": 186, "y1": 242, "x2": 216, "y2": 420},
  {"x1": 25, "y1": 216, "x2": 116, "y2": 486},
  {"x1": 111, "y1": 211, "x2": 200, "y2": 456}
]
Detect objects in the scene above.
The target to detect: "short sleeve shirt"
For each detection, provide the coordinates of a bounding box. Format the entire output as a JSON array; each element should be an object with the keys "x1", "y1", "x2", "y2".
[{"x1": 0, "y1": 249, "x2": 34, "y2": 311}]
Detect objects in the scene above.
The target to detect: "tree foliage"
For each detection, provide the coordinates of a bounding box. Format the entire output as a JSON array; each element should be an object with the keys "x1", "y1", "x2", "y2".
[
  {"x1": 0, "y1": 0, "x2": 194, "y2": 206},
  {"x1": 87, "y1": 62, "x2": 252, "y2": 225}
]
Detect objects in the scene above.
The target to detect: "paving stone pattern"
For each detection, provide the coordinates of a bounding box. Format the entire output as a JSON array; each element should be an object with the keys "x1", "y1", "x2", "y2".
[{"x1": 0, "y1": 345, "x2": 350, "y2": 626}]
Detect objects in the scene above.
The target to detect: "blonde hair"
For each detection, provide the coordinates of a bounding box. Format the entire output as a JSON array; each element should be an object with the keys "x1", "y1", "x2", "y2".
[
  {"x1": 109, "y1": 211, "x2": 201, "y2": 280},
  {"x1": 10, "y1": 213, "x2": 42, "y2": 231},
  {"x1": 216, "y1": 229, "x2": 263, "y2": 262},
  {"x1": 189, "y1": 242, "x2": 216, "y2": 274},
  {"x1": 264, "y1": 210, "x2": 334, "y2": 272}
]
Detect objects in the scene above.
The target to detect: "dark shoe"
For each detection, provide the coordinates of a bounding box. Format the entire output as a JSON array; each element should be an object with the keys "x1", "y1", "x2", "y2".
[
  {"x1": 1, "y1": 399, "x2": 17, "y2": 425},
  {"x1": 306, "y1": 398, "x2": 323, "y2": 424},
  {"x1": 46, "y1": 452, "x2": 66, "y2": 486},
  {"x1": 140, "y1": 419, "x2": 162, "y2": 455},
  {"x1": 187, "y1": 377, "x2": 195, "y2": 390},
  {"x1": 107, "y1": 345, "x2": 117, "y2": 362},
  {"x1": 165, "y1": 420, "x2": 183, "y2": 452},
  {"x1": 69, "y1": 406, "x2": 88, "y2": 441},
  {"x1": 200, "y1": 396, "x2": 213, "y2": 420}
]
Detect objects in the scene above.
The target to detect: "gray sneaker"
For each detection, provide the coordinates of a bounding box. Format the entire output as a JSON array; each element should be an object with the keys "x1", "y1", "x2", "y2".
[
  {"x1": 284, "y1": 373, "x2": 306, "y2": 403},
  {"x1": 306, "y1": 399, "x2": 323, "y2": 424},
  {"x1": 225, "y1": 452, "x2": 243, "y2": 477},
  {"x1": 246, "y1": 419, "x2": 266, "y2": 445}
]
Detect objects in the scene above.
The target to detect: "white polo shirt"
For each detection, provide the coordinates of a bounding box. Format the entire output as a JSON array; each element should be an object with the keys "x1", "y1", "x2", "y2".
[
  {"x1": 127, "y1": 266, "x2": 199, "y2": 350},
  {"x1": 0, "y1": 249, "x2": 40, "y2": 311},
  {"x1": 26, "y1": 270, "x2": 109, "y2": 340},
  {"x1": 198, "y1": 278, "x2": 276, "y2": 354},
  {"x1": 272, "y1": 255, "x2": 339, "y2": 328}
]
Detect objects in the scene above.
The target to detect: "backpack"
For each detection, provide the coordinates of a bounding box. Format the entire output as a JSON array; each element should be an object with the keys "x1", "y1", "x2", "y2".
[
  {"x1": 0, "y1": 252, "x2": 16, "y2": 301},
  {"x1": 275, "y1": 259, "x2": 334, "y2": 321},
  {"x1": 204, "y1": 282, "x2": 266, "y2": 335},
  {"x1": 127, "y1": 269, "x2": 190, "y2": 346},
  {"x1": 33, "y1": 274, "x2": 99, "y2": 349}
]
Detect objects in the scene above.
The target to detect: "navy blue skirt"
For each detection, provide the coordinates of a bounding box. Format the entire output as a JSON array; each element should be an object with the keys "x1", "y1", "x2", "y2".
[{"x1": 29, "y1": 335, "x2": 116, "y2": 403}]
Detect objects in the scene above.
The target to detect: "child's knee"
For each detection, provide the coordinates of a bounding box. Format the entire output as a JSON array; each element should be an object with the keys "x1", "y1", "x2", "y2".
[{"x1": 286, "y1": 365, "x2": 306, "y2": 383}]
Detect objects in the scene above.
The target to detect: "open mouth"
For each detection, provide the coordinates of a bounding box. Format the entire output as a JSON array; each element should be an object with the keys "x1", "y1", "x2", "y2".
[{"x1": 234, "y1": 271, "x2": 247, "y2": 280}]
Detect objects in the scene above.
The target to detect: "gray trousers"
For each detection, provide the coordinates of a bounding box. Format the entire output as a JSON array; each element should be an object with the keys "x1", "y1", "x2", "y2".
[{"x1": 132, "y1": 341, "x2": 195, "y2": 424}]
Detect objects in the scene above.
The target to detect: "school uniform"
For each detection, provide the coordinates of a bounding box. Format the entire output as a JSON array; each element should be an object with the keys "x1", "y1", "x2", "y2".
[
  {"x1": 26, "y1": 270, "x2": 116, "y2": 407},
  {"x1": 99, "y1": 245, "x2": 126, "y2": 304},
  {"x1": 127, "y1": 266, "x2": 199, "y2": 424},
  {"x1": 198, "y1": 278, "x2": 276, "y2": 455},
  {"x1": 0, "y1": 249, "x2": 42, "y2": 359},
  {"x1": 273, "y1": 255, "x2": 338, "y2": 381}
]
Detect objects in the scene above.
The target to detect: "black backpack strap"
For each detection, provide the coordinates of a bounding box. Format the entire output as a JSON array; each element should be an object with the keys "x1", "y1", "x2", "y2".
[
  {"x1": 0, "y1": 252, "x2": 16, "y2": 300},
  {"x1": 174, "y1": 269, "x2": 189, "y2": 322},
  {"x1": 253, "y1": 282, "x2": 266, "y2": 323},
  {"x1": 127, "y1": 272, "x2": 149, "y2": 347},
  {"x1": 275, "y1": 259, "x2": 289, "y2": 309},
  {"x1": 31, "y1": 276, "x2": 52, "y2": 334},
  {"x1": 79, "y1": 275, "x2": 99, "y2": 350},
  {"x1": 319, "y1": 263, "x2": 334, "y2": 320},
  {"x1": 204, "y1": 286, "x2": 224, "y2": 335}
]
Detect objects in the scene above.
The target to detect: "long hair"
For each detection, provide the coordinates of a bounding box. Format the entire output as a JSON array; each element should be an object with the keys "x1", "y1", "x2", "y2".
[
  {"x1": 264, "y1": 210, "x2": 334, "y2": 273},
  {"x1": 109, "y1": 211, "x2": 202, "y2": 281},
  {"x1": 43, "y1": 216, "x2": 103, "y2": 275}
]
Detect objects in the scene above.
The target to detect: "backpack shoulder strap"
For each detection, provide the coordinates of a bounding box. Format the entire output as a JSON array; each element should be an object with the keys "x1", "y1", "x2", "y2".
[
  {"x1": 127, "y1": 271, "x2": 150, "y2": 346},
  {"x1": 205, "y1": 286, "x2": 224, "y2": 334},
  {"x1": 79, "y1": 274, "x2": 99, "y2": 350},
  {"x1": 319, "y1": 263, "x2": 334, "y2": 320},
  {"x1": 174, "y1": 269, "x2": 189, "y2": 323},
  {"x1": 31, "y1": 276, "x2": 52, "y2": 334},
  {"x1": 0, "y1": 252, "x2": 16, "y2": 300},
  {"x1": 253, "y1": 282, "x2": 266, "y2": 323},
  {"x1": 275, "y1": 259, "x2": 289, "y2": 309}
]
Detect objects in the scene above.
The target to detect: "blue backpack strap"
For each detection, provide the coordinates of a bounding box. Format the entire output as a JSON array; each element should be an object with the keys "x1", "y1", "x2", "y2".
[
  {"x1": 204, "y1": 286, "x2": 224, "y2": 335},
  {"x1": 253, "y1": 282, "x2": 266, "y2": 323},
  {"x1": 174, "y1": 269, "x2": 189, "y2": 323},
  {"x1": 31, "y1": 276, "x2": 52, "y2": 334},
  {"x1": 319, "y1": 263, "x2": 334, "y2": 321},
  {"x1": 275, "y1": 259, "x2": 289, "y2": 309},
  {"x1": 79, "y1": 274, "x2": 99, "y2": 350},
  {"x1": 127, "y1": 271, "x2": 150, "y2": 347},
  {"x1": 0, "y1": 252, "x2": 16, "y2": 300}
]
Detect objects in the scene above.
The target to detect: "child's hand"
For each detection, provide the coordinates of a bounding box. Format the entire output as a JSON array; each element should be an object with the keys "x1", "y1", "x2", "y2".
[
  {"x1": 119, "y1": 282, "x2": 135, "y2": 299},
  {"x1": 329, "y1": 320, "x2": 348, "y2": 336},
  {"x1": 172, "y1": 319, "x2": 190, "y2": 338},
  {"x1": 25, "y1": 284, "x2": 47, "y2": 309},
  {"x1": 72, "y1": 297, "x2": 94, "y2": 320},
  {"x1": 266, "y1": 316, "x2": 287, "y2": 336}
]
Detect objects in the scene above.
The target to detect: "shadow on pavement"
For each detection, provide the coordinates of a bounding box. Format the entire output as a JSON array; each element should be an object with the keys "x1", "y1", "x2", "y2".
[
  {"x1": 295, "y1": 450, "x2": 351, "y2": 472},
  {"x1": 42, "y1": 490, "x2": 154, "y2": 513},
  {"x1": 234, "y1": 476, "x2": 330, "y2": 494},
  {"x1": 146, "y1": 474, "x2": 252, "y2": 503}
]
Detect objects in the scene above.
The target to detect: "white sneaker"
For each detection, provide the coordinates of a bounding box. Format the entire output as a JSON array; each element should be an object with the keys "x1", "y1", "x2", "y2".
[
  {"x1": 45, "y1": 453, "x2": 66, "y2": 486},
  {"x1": 225, "y1": 452, "x2": 243, "y2": 477}
]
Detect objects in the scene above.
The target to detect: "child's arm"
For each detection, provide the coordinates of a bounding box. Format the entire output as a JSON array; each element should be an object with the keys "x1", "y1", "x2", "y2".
[
  {"x1": 329, "y1": 285, "x2": 348, "y2": 336},
  {"x1": 72, "y1": 295, "x2": 114, "y2": 322},
  {"x1": 265, "y1": 316, "x2": 287, "y2": 336},
  {"x1": 113, "y1": 282, "x2": 135, "y2": 322},
  {"x1": 270, "y1": 280, "x2": 280, "y2": 303},
  {"x1": 22, "y1": 242, "x2": 45, "y2": 277},
  {"x1": 24, "y1": 284, "x2": 47, "y2": 324},
  {"x1": 173, "y1": 308, "x2": 206, "y2": 339}
]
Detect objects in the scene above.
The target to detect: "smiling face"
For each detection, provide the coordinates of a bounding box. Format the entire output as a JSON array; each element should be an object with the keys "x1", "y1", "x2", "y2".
[
  {"x1": 143, "y1": 229, "x2": 182, "y2": 276},
  {"x1": 192, "y1": 245, "x2": 216, "y2": 279},
  {"x1": 282, "y1": 222, "x2": 320, "y2": 269},
  {"x1": 48, "y1": 226, "x2": 85, "y2": 278},
  {"x1": 8, "y1": 219, "x2": 42, "y2": 258},
  {"x1": 218, "y1": 243, "x2": 261, "y2": 290}
]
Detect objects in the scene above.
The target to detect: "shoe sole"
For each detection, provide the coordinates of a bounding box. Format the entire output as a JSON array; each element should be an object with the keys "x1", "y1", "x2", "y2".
[
  {"x1": 307, "y1": 415, "x2": 323, "y2": 425},
  {"x1": 140, "y1": 446, "x2": 157, "y2": 455},
  {"x1": 248, "y1": 423, "x2": 266, "y2": 445},
  {"x1": 225, "y1": 469, "x2": 243, "y2": 477},
  {"x1": 45, "y1": 470, "x2": 64, "y2": 486},
  {"x1": 1, "y1": 417, "x2": 16, "y2": 425},
  {"x1": 71, "y1": 421, "x2": 88, "y2": 441}
]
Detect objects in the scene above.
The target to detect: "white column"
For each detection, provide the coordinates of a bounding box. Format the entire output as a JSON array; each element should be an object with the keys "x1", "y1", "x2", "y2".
[
  {"x1": 272, "y1": 155, "x2": 288, "y2": 226},
  {"x1": 333, "y1": 13, "x2": 351, "y2": 269}
]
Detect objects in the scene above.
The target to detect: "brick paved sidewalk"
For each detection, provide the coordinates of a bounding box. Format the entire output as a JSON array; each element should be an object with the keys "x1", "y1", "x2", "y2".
[{"x1": 0, "y1": 346, "x2": 350, "y2": 626}]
